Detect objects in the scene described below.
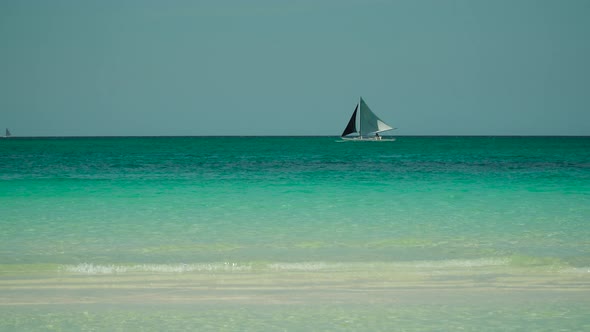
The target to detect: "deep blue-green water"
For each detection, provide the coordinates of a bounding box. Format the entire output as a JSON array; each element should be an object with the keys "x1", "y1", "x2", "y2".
[{"x1": 1, "y1": 136, "x2": 589, "y2": 330}]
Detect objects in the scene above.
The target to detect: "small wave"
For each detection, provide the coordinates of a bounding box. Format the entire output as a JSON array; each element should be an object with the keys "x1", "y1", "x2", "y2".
[
  {"x1": 60, "y1": 259, "x2": 513, "y2": 275},
  {"x1": 61, "y1": 262, "x2": 252, "y2": 275},
  {"x1": 562, "y1": 267, "x2": 590, "y2": 274},
  {"x1": 267, "y1": 259, "x2": 510, "y2": 271},
  {"x1": 404, "y1": 258, "x2": 510, "y2": 268},
  {"x1": 268, "y1": 262, "x2": 346, "y2": 271}
]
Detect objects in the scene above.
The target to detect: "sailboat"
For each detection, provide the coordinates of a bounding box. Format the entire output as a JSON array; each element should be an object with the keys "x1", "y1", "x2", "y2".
[
  {"x1": 341, "y1": 97, "x2": 395, "y2": 141},
  {"x1": 2, "y1": 128, "x2": 11, "y2": 138}
]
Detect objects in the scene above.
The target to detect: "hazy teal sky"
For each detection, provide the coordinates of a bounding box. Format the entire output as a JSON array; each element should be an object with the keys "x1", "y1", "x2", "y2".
[{"x1": 1, "y1": 0, "x2": 589, "y2": 136}]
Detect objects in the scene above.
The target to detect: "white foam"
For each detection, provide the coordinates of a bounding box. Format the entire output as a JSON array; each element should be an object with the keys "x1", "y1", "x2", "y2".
[
  {"x1": 60, "y1": 259, "x2": 511, "y2": 275},
  {"x1": 402, "y1": 258, "x2": 510, "y2": 268},
  {"x1": 561, "y1": 267, "x2": 590, "y2": 274},
  {"x1": 268, "y1": 262, "x2": 341, "y2": 271},
  {"x1": 61, "y1": 262, "x2": 252, "y2": 275}
]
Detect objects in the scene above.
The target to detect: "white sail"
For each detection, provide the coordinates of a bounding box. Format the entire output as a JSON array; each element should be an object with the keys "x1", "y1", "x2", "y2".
[
  {"x1": 358, "y1": 98, "x2": 393, "y2": 136},
  {"x1": 340, "y1": 97, "x2": 395, "y2": 140}
]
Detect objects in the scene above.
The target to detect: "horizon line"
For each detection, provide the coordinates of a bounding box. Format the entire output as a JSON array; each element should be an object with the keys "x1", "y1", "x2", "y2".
[{"x1": 2, "y1": 134, "x2": 589, "y2": 139}]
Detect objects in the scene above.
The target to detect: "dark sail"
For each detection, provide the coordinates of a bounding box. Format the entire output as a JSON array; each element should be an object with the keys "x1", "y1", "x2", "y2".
[{"x1": 341, "y1": 105, "x2": 358, "y2": 137}]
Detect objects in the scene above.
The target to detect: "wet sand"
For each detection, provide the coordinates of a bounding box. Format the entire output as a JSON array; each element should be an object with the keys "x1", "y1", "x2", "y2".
[
  {"x1": 2, "y1": 264, "x2": 589, "y2": 306},
  {"x1": 1, "y1": 265, "x2": 590, "y2": 330}
]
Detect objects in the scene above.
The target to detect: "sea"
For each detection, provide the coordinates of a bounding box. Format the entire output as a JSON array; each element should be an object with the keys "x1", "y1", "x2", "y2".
[{"x1": 1, "y1": 136, "x2": 589, "y2": 331}]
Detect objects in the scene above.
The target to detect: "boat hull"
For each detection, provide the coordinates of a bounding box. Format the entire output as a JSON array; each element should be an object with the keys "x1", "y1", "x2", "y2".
[{"x1": 338, "y1": 137, "x2": 396, "y2": 142}]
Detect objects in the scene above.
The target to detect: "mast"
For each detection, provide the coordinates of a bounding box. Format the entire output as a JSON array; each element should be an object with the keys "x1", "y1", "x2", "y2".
[{"x1": 359, "y1": 96, "x2": 362, "y2": 138}]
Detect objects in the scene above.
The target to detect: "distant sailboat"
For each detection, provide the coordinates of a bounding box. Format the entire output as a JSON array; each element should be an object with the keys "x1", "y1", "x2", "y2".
[
  {"x1": 341, "y1": 97, "x2": 395, "y2": 141},
  {"x1": 3, "y1": 128, "x2": 11, "y2": 138}
]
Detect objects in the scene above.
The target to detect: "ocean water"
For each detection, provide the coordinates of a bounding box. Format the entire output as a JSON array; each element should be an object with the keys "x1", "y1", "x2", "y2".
[{"x1": 1, "y1": 136, "x2": 589, "y2": 330}]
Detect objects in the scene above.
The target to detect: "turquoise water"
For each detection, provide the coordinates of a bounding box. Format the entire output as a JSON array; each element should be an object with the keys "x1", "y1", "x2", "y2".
[
  {"x1": 1, "y1": 136, "x2": 589, "y2": 330},
  {"x1": 2, "y1": 136, "x2": 589, "y2": 265}
]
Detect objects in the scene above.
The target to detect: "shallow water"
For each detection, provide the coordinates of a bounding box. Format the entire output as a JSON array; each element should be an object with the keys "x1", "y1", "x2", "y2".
[{"x1": 1, "y1": 136, "x2": 589, "y2": 330}]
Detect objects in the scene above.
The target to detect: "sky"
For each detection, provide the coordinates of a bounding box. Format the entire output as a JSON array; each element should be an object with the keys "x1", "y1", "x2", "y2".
[{"x1": 1, "y1": 0, "x2": 589, "y2": 136}]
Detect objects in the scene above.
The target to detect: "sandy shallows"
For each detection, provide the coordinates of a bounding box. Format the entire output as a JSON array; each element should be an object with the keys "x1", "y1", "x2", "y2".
[{"x1": 1, "y1": 262, "x2": 589, "y2": 306}]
